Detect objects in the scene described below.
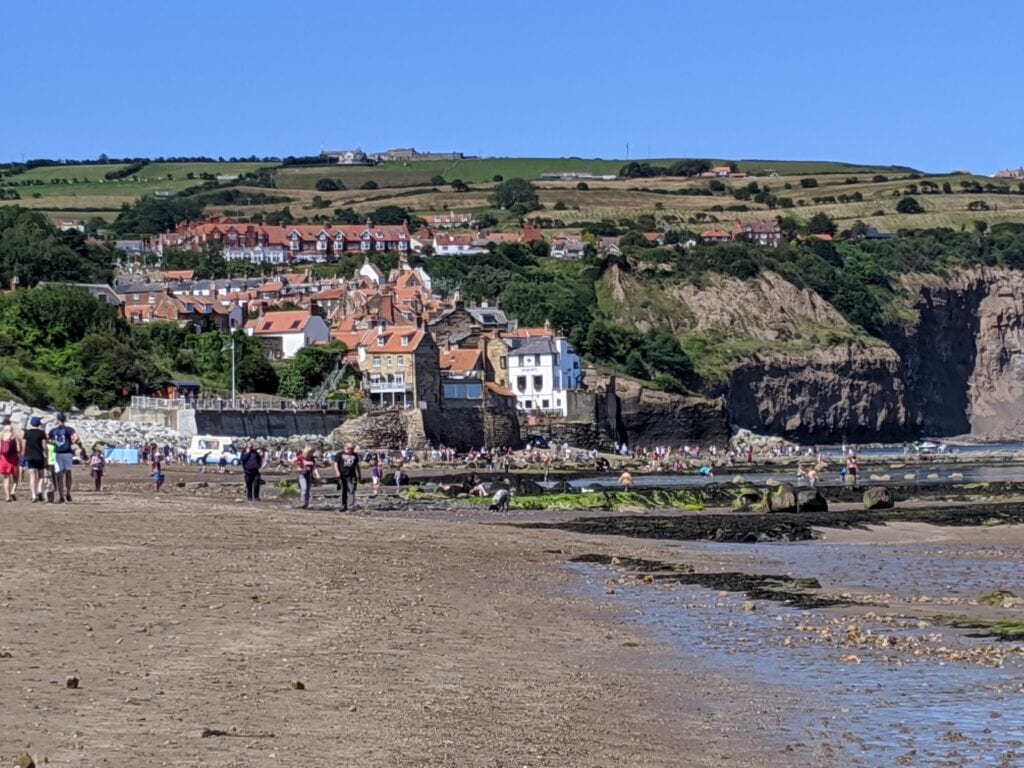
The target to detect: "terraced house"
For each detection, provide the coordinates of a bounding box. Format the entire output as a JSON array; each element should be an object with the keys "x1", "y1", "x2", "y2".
[{"x1": 356, "y1": 322, "x2": 440, "y2": 410}]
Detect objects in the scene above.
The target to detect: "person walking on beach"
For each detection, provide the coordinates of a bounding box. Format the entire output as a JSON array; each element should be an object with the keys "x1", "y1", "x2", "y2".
[
  {"x1": 296, "y1": 446, "x2": 319, "y2": 509},
  {"x1": 150, "y1": 444, "x2": 165, "y2": 492},
  {"x1": 0, "y1": 416, "x2": 23, "y2": 502},
  {"x1": 89, "y1": 447, "x2": 105, "y2": 492},
  {"x1": 48, "y1": 413, "x2": 80, "y2": 503},
  {"x1": 370, "y1": 458, "x2": 382, "y2": 495},
  {"x1": 22, "y1": 416, "x2": 46, "y2": 503},
  {"x1": 845, "y1": 452, "x2": 859, "y2": 488},
  {"x1": 241, "y1": 440, "x2": 263, "y2": 502},
  {"x1": 618, "y1": 470, "x2": 634, "y2": 491},
  {"x1": 334, "y1": 442, "x2": 361, "y2": 511}
]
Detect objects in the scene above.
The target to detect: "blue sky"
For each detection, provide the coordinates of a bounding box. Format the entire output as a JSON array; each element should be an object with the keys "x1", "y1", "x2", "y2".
[{"x1": 2, "y1": 1, "x2": 1018, "y2": 172}]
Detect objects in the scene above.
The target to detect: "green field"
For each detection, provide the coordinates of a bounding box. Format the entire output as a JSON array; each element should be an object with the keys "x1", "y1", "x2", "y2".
[
  {"x1": 0, "y1": 161, "x2": 279, "y2": 204},
  {"x1": 1, "y1": 155, "x2": 1014, "y2": 236}
]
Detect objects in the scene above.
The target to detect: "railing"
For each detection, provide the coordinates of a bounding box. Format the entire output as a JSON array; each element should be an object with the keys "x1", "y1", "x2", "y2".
[
  {"x1": 308, "y1": 362, "x2": 349, "y2": 402},
  {"x1": 367, "y1": 383, "x2": 411, "y2": 394},
  {"x1": 130, "y1": 396, "x2": 349, "y2": 412}
]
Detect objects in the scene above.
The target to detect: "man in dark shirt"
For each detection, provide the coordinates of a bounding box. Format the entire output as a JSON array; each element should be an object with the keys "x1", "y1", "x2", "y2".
[
  {"x1": 48, "y1": 413, "x2": 80, "y2": 503},
  {"x1": 334, "y1": 442, "x2": 361, "y2": 511},
  {"x1": 22, "y1": 416, "x2": 47, "y2": 503}
]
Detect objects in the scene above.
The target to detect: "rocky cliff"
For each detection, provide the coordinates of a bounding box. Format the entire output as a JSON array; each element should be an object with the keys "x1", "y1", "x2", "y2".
[
  {"x1": 726, "y1": 345, "x2": 910, "y2": 442},
  {"x1": 603, "y1": 264, "x2": 1024, "y2": 442},
  {"x1": 895, "y1": 268, "x2": 1024, "y2": 439}
]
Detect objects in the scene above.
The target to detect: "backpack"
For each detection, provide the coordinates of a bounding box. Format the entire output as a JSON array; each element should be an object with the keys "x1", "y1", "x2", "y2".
[{"x1": 0, "y1": 437, "x2": 15, "y2": 458}]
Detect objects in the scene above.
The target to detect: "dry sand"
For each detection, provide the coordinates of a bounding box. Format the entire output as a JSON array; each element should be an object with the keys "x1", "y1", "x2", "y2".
[{"x1": 0, "y1": 471, "x2": 813, "y2": 768}]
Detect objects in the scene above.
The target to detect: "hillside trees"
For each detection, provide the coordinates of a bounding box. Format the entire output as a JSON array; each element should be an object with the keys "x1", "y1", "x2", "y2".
[
  {"x1": 0, "y1": 207, "x2": 115, "y2": 286},
  {"x1": 896, "y1": 196, "x2": 925, "y2": 214},
  {"x1": 110, "y1": 194, "x2": 206, "y2": 235},
  {"x1": 277, "y1": 343, "x2": 346, "y2": 398},
  {"x1": 489, "y1": 178, "x2": 540, "y2": 213}
]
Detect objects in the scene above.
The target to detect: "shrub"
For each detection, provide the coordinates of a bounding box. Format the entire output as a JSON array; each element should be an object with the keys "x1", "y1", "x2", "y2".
[{"x1": 896, "y1": 196, "x2": 924, "y2": 214}]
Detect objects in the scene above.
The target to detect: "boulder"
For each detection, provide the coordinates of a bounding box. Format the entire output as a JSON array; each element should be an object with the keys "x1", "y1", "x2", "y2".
[
  {"x1": 765, "y1": 482, "x2": 798, "y2": 514},
  {"x1": 731, "y1": 487, "x2": 761, "y2": 511},
  {"x1": 796, "y1": 489, "x2": 828, "y2": 512},
  {"x1": 863, "y1": 486, "x2": 894, "y2": 510}
]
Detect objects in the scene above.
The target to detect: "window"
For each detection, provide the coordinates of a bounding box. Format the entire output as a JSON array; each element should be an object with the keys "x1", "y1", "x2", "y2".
[
  {"x1": 401, "y1": 336, "x2": 410, "y2": 347},
  {"x1": 542, "y1": 399, "x2": 550, "y2": 408},
  {"x1": 372, "y1": 356, "x2": 381, "y2": 367},
  {"x1": 533, "y1": 375, "x2": 543, "y2": 391},
  {"x1": 386, "y1": 356, "x2": 393, "y2": 367},
  {"x1": 525, "y1": 400, "x2": 532, "y2": 409},
  {"x1": 398, "y1": 355, "x2": 406, "y2": 367},
  {"x1": 377, "y1": 336, "x2": 385, "y2": 346},
  {"x1": 516, "y1": 376, "x2": 526, "y2": 392},
  {"x1": 500, "y1": 357, "x2": 507, "y2": 369}
]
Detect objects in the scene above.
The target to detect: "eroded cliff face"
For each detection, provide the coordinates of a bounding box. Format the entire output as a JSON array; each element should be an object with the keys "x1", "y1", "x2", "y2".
[
  {"x1": 895, "y1": 268, "x2": 1024, "y2": 439},
  {"x1": 603, "y1": 264, "x2": 1024, "y2": 442},
  {"x1": 727, "y1": 345, "x2": 911, "y2": 443}
]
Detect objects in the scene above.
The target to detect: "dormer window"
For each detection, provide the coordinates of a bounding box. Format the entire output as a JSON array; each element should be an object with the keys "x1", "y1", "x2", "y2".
[
  {"x1": 377, "y1": 336, "x2": 386, "y2": 346},
  {"x1": 401, "y1": 335, "x2": 410, "y2": 347}
]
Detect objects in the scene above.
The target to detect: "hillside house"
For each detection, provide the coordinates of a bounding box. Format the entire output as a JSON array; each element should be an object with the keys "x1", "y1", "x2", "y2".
[
  {"x1": 701, "y1": 229, "x2": 733, "y2": 244},
  {"x1": 356, "y1": 324, "x2": 440, "y2": 410},
  {"x1": 247, "y1": 310, "x2": 331, "y2": 360},
  {"x1": 504, "y1": 336, "x2": 583, "y2": 417},
  {"x1": 433, "y1": 233, "x2": 488, "y2": 256},
  {"x1": 732, "y1": 220, "x2": 783, "y2": 247},
  {"x1": 422, "y1": 212, "x2": 475, "y2": 229}
]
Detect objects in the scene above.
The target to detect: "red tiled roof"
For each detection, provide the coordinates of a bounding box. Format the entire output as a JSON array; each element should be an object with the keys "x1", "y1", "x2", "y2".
[
  {"x1": 440, "y1": 348, "x2": 482, "y2": 374},
  {"x1": 253, "y1": 311, "x2": 314, "y2": 335},
  {"x1": 359, "y1": 327, "x2": 425, "y2": 354}
]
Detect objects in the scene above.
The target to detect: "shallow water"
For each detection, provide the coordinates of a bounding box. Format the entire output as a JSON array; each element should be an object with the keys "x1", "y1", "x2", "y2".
[
  {"x1": 572, "y1": 539, "x2": 1024, "y2": 766},
  {"x1": 568, "y1": 462, "x2": 1024, "y2": 490}
]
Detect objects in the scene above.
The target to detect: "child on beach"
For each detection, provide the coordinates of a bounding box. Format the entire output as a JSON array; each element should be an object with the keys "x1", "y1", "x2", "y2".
[
  {"x1": 370, "y1": 457, "x2": 381, "y2": 495},
  {"x1": 44, "y1": 440, "x2": 58, "y2": 503},
  {"x1": 150, "y1": 444, "x2": 165, "y2": 492},
  {"x1": 89, "y1": 448, "x2": 105, "y2": 491}
]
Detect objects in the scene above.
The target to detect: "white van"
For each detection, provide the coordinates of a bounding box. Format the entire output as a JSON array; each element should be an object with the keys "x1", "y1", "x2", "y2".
[{"x1": 186, "y1": 435, "x2": 242, "y2": 465}]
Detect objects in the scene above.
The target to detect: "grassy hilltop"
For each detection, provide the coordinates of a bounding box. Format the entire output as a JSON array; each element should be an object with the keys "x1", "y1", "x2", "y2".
[{"x1": 2, "y1": 154, "x2": 1019, "y2": 235}]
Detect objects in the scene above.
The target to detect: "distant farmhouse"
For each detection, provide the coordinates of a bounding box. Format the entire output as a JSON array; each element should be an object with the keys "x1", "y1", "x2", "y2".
[
  {"x1": 995, "y1": 167, "x2": 1024, "y2": 179},
  {"x1": 371, "y1": 147, "x2": 464, "y2": 162},
  {"x1": 322, "y1": 148, "x2": 373, "y2": 166}
]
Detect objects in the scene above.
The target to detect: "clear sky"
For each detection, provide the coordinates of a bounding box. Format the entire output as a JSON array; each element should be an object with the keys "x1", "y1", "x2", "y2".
[{"x1": 2, "y1": 0, "x2": 1019, "y2": 172}]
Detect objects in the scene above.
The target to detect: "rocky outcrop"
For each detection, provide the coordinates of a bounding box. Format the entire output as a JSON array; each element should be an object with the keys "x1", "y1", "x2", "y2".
[
  {"x1": 727, "y1": 344, "x2": 911, "y2": 443},
  {"x1": 612, "y1": 378, "x2": 731, "y2": 447}
]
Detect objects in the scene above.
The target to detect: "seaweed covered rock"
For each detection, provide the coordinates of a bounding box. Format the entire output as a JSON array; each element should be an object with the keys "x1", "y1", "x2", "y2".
[
  {"x1": 732, "y1": 487, "x2": 762, "y2": 511},
  {"x1": 765, "y1": 483, "x2": 798, "y2": 514},
  {"x1": 863, "y1": 486, "x2": 894, "y2": 510}
]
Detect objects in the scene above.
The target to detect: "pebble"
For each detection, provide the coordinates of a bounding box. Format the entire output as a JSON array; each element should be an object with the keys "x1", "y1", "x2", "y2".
[{"x1": 65, "y1": 675, "x2": 79, "y2": 689}]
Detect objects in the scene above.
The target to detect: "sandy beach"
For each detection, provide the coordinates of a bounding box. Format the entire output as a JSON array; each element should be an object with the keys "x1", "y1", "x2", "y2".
[{"x1": 3, "y1": 465, "x2": 1024, "y2": 766}]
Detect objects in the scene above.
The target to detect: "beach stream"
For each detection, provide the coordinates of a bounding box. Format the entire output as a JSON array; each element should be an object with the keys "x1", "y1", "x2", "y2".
[{"x1": 573, "y1": 537, "x2": 1024, "y2": 766}]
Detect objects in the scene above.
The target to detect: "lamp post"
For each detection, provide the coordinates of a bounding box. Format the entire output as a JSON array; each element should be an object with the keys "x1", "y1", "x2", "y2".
[{"x1": 224, "y1": 335, "x2": 237, "y2": 409}]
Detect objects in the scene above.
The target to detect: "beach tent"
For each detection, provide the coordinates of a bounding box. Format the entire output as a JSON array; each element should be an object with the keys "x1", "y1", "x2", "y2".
[{"x1": 104, "y1": 447, "x2": 140, "y2": 464}]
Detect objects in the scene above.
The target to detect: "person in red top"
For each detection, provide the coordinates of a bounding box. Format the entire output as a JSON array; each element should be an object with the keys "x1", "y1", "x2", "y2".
[
  {"x1": 0, "y1": 417, "x2": 23, "y2": 502},
  {"x1": 295, "y1": 446, "x2": 320, "y2": 509}
]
